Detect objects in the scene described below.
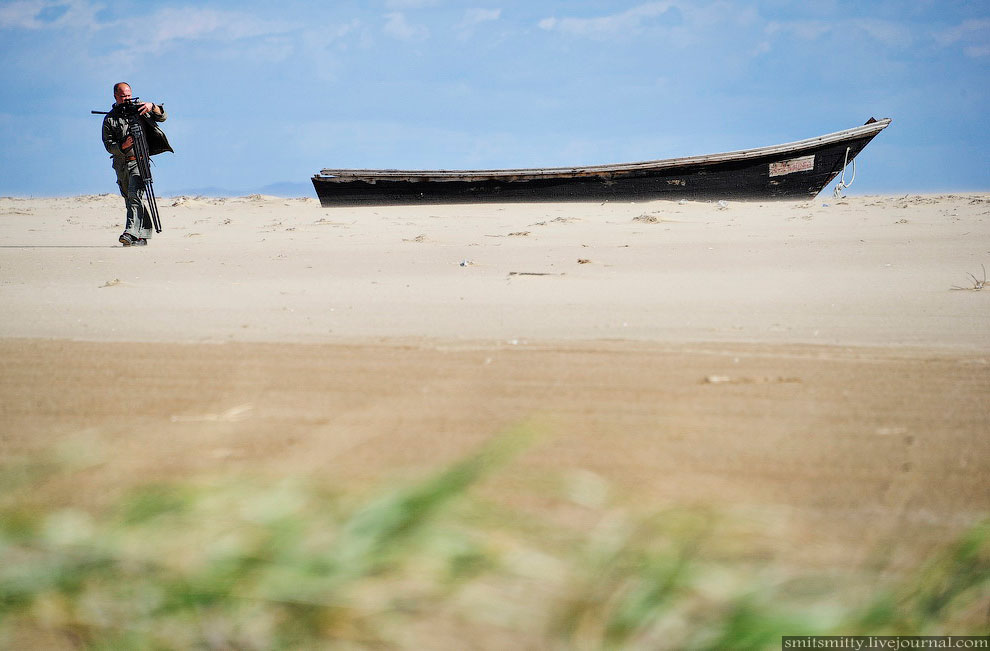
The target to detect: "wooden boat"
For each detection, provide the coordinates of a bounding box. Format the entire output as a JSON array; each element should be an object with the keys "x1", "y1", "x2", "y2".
[{"x1": 311, "y1": 118, "x2": 890, "y2": 206}]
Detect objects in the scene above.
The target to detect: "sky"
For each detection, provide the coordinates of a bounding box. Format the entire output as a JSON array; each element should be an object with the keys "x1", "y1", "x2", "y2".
[{"x1": 0, "y1": 0, "x2": 987, "y2": 197}]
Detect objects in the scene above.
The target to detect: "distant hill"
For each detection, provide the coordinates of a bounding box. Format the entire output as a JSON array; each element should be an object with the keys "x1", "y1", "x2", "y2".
[
  {"x1": 257, "y1": 181, "x2": 314, "y2": 198},
  {"x1": 168, "y1": 181, "x2": 313, "y2": 198}
]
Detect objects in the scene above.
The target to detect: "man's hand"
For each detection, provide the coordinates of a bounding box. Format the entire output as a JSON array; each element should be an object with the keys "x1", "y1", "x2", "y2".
[
  {"x1": 137, "y1": 102, "x2": 155, "y2": 116},
  {"x1": 121, "y1": 136, "x2": 134, "y2": 151}
]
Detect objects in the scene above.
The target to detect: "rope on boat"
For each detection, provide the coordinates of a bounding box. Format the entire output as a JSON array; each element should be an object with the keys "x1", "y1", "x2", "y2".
[{"x1": 833, "y1": 146, "x2": 856, "y2": 198}]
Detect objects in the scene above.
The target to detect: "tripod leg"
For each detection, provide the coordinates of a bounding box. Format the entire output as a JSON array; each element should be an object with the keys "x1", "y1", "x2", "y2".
[{"x1": 146, "y1": 182, "x2": 162, "y2": 233}]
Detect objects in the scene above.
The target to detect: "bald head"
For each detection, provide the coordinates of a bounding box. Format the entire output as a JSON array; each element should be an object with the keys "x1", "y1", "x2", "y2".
[{"x1": 113, "y1": 82, "x2": 132, "y2": 104}]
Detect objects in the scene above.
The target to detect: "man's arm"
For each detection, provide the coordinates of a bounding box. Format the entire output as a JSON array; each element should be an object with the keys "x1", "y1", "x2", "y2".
[
  {"x1": 138, "y1": 102, "x2": 167, "y2": 122},
  {"x1": 101, "y1": 114, "x2": 126, "y2": 157}
]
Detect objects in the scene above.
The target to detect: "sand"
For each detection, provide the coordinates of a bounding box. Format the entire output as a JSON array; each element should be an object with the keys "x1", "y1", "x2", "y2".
[
  {"x1": 1, "y1": 193, "x2": 987, "y2": 347},
  {"x1": 1, "y1": 192, "x2": 988, "y2": 572}
]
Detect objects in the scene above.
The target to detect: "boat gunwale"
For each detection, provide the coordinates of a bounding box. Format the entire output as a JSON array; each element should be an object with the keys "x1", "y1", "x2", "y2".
[{"x1": 315, "y1": 119, "x2": 891, "y2": 182}]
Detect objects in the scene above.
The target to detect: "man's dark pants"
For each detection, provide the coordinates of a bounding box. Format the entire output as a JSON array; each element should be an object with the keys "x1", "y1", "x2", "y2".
[{"x1": 114, "y1": 159, "x2": 152, "y2": 240}]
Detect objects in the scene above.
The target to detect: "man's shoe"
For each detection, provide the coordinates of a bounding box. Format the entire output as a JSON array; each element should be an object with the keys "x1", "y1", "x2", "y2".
[
  {"x1": 134, "y1": 238, "x2": 148, "y2": 246},
  {"x1": 119, "y1": 233, "x2": 137, "y2": 246}
]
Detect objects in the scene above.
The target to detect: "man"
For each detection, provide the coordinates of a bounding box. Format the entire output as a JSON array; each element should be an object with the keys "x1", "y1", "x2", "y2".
[{"x1": 101, "y1": 82, "x2": 172, "y2": 246}]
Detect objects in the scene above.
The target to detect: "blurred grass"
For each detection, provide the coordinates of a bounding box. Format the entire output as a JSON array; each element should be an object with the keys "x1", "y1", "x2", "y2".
[{"x1": 0, "y1": 429, "x2": 987, "y2": 649}]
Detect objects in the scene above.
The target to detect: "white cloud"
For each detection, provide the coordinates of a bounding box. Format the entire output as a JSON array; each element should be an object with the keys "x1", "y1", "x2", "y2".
[
  {"x1": 0, "y1": 1, "x2": 302, "y2": 55},
  {"x1": 383, "y1": 11, "x2": 428, "y2": 41},
  {"x1": 764, "y1": 20, "x2": 830, "y2": 41},
  {"x1": 0, "y1": 0, "x2": 46, "y2": 29},
  {"x1": 91, "y1": 6, "x2": 302, "y2": 60},
  {"x1": 752, "y1": 40, "x2": 771, "y2": 56},
  {"x1": 538, "y1": 2, "x2": 676, "y2": 38},
  {"x1": 0, "y1": 0, "x2": 99, "y2": 31},
  {"x1": 456, "y1": 7, "x2": 500, "y2": 40},
  {"x1": 765, "y1": 16, "x2": 912, "y2": 49},
  {"x1": 935, "y1": 18, "x2": 990, "y2": 58},
  {"x1": 934, "y1": 18, "x2": 990, "y2": 45},
  {"x1": 461, "y1": 8, "x2": 500, "y2": 27},
  {"x1": 300, "y1": 18, "x2": 362, "y2": 51},
  {"x1": 385, "y1": 0, "x2": 440, "y2": 8},
  {"x1": 847, "y1": 18, "x2": 912, "y2": 48},
  {"x1": 150, "y1": 9, "x2": 266, "y2": 45}
]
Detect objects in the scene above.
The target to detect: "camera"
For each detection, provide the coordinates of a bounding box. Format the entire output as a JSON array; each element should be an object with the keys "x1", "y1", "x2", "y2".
[{"x1": 117, "y1": 97, "x2": 146, "y2": 117}]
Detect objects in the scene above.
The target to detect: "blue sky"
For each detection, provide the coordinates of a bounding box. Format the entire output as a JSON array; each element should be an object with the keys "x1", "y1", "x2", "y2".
[{"x1": 0, "y1": 0, "x2": 987, "y2": 197}]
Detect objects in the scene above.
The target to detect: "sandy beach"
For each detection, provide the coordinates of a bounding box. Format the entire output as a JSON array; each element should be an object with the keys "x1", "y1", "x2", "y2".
[
  {"x1": 1, "y1": 193, "x2": 987, "y2": 347},
  {"x1": 1, "y1": 193, "x2": 988, "y2": 637}
]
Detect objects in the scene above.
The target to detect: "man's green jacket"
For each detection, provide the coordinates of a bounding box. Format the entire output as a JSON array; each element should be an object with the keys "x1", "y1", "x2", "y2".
[{"x1": 101, "y1": 102, "x2": 174, "y2": 164}]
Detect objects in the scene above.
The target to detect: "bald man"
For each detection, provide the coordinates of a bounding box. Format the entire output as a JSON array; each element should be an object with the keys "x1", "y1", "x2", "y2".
[{"x1": 101, "y1": 82, "x2": 172, "y2": 246}]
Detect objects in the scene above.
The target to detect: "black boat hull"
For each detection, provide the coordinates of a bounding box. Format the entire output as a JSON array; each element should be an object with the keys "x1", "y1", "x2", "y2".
[{"x1": 312, "y1": 121, "x2": 889, "y2": 206}]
